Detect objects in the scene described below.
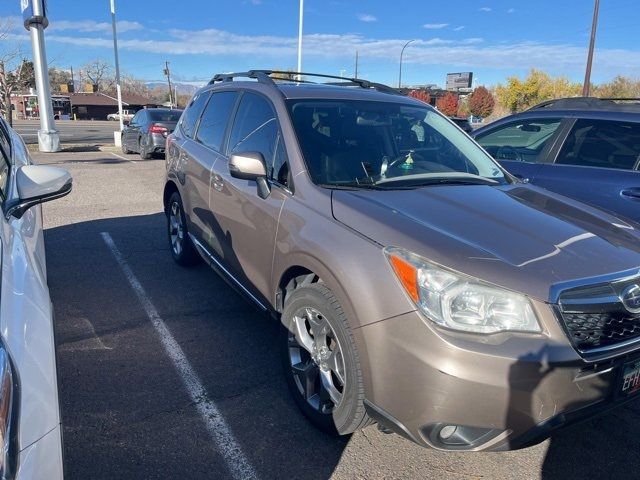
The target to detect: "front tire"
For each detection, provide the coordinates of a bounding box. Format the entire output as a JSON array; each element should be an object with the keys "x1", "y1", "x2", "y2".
[
  {"x1": 281, "y1": 283, "x2": 371, "y2": 435},
  {"x1": 167, "y1": 192, "x2": 200, "y2": 267}
]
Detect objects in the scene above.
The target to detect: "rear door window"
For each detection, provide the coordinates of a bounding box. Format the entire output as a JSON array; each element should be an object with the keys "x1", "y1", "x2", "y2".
[
  {"x1": 475, "y1": 118, "x2": 562, "y2": 163},
  {"x1": 180, "y1": 92, "x2": 211, "y2": 139},
  {"x1": 555, "y1": 119, "x2": 640, "y2": 171},
  {"x1": 195, "y1": 92, "x2": 238, "y2": 152}
]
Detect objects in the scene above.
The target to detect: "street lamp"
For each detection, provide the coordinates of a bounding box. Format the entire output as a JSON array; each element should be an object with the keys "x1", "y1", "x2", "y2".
[
  {"x1": 296, "y1": 0, "x2": 304, "y2": 80},
  {"x1": 398, "y1": 39, "x2": 416, "y2": 89},
  {"x1": 110, "y1": 0, "x2": 125, "y2": 139},
  {"x1": 582, "y1": 0, "x2": 600, "y2": 97}
]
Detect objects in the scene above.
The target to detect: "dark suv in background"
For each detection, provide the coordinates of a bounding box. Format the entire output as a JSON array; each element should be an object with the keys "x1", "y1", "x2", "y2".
[
  {"x1": 163, "y1": 72, "x2": 640, "y2": 452},
  {"x1": 473, "y1": 98, "x2": 640, "y2": 222}
]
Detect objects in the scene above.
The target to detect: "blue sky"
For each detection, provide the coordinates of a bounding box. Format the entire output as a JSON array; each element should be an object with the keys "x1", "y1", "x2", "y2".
[{"x1": 1, "y1": 0, "x2": 639, "y2": 88}]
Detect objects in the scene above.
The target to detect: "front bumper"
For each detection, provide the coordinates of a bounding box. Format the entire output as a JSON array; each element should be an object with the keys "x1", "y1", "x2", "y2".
[
  {"x1": 356, "y1": 309, "x2": 636, "y2": 451},
  {"x1": 16, "y1": 425, "x2": 63, "y2": 479}
]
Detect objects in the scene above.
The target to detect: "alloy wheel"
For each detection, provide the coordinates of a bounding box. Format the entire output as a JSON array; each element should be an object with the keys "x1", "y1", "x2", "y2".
[
  {"x1": 288, "y1": 306, "x2": 346, "y2": 414},
  {"x1": 168, "y1": 201, "x2": 185, "y2": 256}
]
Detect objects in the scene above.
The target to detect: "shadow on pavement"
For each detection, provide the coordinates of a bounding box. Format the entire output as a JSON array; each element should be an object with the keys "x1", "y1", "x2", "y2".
[{"x1": 45, "y1": 212, "x2": 348, "y2": 480}]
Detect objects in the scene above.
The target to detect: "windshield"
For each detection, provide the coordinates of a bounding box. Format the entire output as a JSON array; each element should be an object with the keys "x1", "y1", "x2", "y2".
[
  {"x1": 287, "y1": 99, "x2": 507, "y2": 188},
  {"x1": 148, "y1": 110, "x2": 182, "y2": 122}
]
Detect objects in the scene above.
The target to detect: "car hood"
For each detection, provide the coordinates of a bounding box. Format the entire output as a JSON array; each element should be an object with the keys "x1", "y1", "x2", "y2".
[{"x1": 331, "y1": 184, "x2": 640, "y2": 302}]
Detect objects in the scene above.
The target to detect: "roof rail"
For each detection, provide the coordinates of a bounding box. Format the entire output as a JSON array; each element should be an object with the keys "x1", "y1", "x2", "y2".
[
  {"x1": 527, "y1": 96, "x2": 640, "y2": 111},
  {"x1": 208, "y1": 70, "x2": 401, "y2": 96},
  {"x1": 208, "y1": 70, "x2": 277, "y2": 86}
]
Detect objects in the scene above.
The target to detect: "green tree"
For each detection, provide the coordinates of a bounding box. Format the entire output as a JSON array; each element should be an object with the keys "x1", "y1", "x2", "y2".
[{"x1": 468, "y1": 86, "x2": 495, "y2": 118}]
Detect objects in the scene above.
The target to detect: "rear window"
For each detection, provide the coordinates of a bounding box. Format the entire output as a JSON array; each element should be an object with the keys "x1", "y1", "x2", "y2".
[
  {"x1": 180, "y1": 92, "x2": 210, "y2": 139},
  {"x1": 148, "y1": 110, "x2": 182, "y2": 122}
]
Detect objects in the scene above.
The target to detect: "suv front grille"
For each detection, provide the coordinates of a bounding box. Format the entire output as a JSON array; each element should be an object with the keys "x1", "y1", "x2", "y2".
[
  {"x1": 561, "y1": 312, "x2": 640, "y2": 351},
  {"x1": 556, "y1": 272, "x2": 640, "y2": 356}
]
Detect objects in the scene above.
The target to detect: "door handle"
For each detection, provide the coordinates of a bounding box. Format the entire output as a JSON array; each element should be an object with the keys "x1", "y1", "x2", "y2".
[{"x1": 621, "y1": 188, "x2": 640, "y2": 200}]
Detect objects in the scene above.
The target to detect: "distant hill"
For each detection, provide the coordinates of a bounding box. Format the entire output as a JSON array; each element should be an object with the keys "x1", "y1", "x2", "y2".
[{"x1": 145, "y1": 82, "x2": 203, "y2": 95}]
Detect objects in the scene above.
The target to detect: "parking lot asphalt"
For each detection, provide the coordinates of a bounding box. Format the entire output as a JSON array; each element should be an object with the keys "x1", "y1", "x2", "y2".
[
  {"x1": 13, "y1": 119, "x2": 119, "y2": 145},
  {"x1": 33, "y1": 148, "x2": 640, "y2": 479}
]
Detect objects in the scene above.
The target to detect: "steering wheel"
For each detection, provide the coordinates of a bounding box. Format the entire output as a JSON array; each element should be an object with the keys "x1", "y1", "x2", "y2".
[{"x1": 496, "y1": 146, "x2": 523, "y2": 162}]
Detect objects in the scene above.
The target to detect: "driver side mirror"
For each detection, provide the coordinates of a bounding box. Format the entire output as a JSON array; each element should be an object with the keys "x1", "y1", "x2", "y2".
[
  {"x1": 229, "y1": 152, "x2": 270, "y2": 199},
  {"x1": 5, "y1": 165, "x2": 72, "y2": 219}
]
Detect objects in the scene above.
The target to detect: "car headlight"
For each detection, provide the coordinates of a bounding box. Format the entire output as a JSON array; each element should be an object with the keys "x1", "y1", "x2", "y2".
[
  {"x1": 385, "y1": 247, "x2": 541, "y2": 334},
  {"x1": 0, "y1": 342, "x2": 18, "y2": 480}
]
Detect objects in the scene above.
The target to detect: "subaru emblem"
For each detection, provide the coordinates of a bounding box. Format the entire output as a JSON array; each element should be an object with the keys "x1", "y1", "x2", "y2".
[{"x1": 621, "y1": 284, "x2": 640, "y2": 314}]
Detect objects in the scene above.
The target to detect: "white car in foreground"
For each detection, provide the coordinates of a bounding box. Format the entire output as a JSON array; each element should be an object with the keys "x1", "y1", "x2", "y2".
[{"x1": 0, "y1": 117, "x2": 71, "y2": 479}]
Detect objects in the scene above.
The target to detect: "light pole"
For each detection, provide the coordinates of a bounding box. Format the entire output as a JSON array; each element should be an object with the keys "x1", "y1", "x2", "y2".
[
  {"x1": 22, "y1": 0, "x2": 60, "y2": 152},
  {"x1": 110, "y1": 0, "x2": 125, "y2": 139},
  {"x1": 296, "y1": 0, "x2": 304, "y2": 80},
  {"x1": 398, "y1": 39, "x2": 416, "y2": 89},
  {"x1": 582, "y1": 0, "x2": 600, "y2": 97}
]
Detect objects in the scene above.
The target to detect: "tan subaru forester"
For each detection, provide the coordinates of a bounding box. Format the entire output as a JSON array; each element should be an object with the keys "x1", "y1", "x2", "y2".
[{"x1": 163, "y1": 70, "x2": 640, "y2": 451}]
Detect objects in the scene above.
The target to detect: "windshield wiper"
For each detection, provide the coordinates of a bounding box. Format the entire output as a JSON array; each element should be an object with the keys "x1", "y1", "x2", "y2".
[
  {"x1": 375, "y1": 173, "x2": 500, "y2": 187},
  {"x1": 316, "y1": 182, "x2": 384, "y2": 190}
]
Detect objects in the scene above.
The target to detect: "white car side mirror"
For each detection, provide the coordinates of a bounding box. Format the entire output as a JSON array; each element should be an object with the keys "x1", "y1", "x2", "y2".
[{"x1": 6, "y1": 165, "x2": 72, "y2": 219}]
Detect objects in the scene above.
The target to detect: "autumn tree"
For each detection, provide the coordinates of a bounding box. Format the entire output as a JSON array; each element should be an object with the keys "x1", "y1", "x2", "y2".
[
  {"x1": 468, "y1": 86, "x2": 495, "y2": 118},
  {"x1": 436, "y1": 92, "x2": 459, "y2": 116},
  {"x1": 495, "y1": 69, "x2": 581, "y2": 113},
  {"x1": 594, "y1": 76, "x2": 640, "y2": 98},
  {"x1": 408, "y1": 89, "x2": 431, "y2": 104}
]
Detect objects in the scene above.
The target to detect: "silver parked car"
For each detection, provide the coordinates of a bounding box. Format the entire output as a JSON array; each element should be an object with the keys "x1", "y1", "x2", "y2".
[
  {"x1": 0, "y1": 116, "x2": 71, "y2": 478},
  {"x1": 163, "y1": 71, "x2": 640, "y2": 451}
]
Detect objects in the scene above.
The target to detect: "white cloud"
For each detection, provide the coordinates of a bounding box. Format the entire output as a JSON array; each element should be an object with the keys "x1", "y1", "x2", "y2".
[
  {"x1": 479, "y1": 7, "x2": 492, "y2": 12},
  {"x1": 357, "y1": 14, "x2": 377, "y2": 22},
  {"x1": 423, "y1": 23, "x2": 449, "y2": 30},
  {"x1": 49, "y1": 19, "x2": 143, "y2": 33},
  {"x1": 454, "y1": 26, "x2": 465, "y2": 31},
  {"x1": 6, "y1": 19, "x2": 640, "y2": 80},
  {"x1": 507, "y1": 8, "x2": 516, "y2": 13}
]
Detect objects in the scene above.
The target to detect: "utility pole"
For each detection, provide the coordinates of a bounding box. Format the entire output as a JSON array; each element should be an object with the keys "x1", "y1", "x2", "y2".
[
  {"x1": 164, "y1": 61, "x2": 173, "y2": 108},
  {"x1": 355, "y1": 50, "x2": 359, "y2": 78},
  {"x1": 582, "y1": 0, "x2": 600, "y2": 97},
  {"x1": 23, "y1": 0, "x2": 60, "y2": 151},
  {"x1": 399, "y1": 39, "x2": 416, "y2": 89},
  {"x1": 70, "y1": 65, "x2": 74, "y2": 91},
  {"x1": 110, "y1": 0, "x2": 125, "y2": 136},
  {"x1": 296, "y1": 0, "x2": 304, "y2": 80}
]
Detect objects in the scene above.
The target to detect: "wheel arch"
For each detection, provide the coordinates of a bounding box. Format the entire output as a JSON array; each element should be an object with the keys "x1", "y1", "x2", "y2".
[
  {"x1": 163, "y1": 180, "x2": 179, "y2": 215},
  {"x1": 273, "y1": 255, "x2": 358, "y2": 329}
]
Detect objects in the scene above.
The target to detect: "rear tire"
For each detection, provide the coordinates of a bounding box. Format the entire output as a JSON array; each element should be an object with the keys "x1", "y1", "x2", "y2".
[
  {"x1": 167, "y1": 192, "x2": 200, "y2": 267},
  {"x1": 121, "y1": 138, "x2": 132, "y2": 154},
  {"x1": 281, "y1": 283, "x2": 372, "y2": 435},
  {"x1": 140, "y1": 137, "x2": 152, "y2": 160}
]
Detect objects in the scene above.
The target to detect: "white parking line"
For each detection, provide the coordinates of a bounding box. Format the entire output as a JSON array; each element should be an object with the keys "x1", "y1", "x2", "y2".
[
  {"x1": 111, "y1": 152, "x2": 136, "y2": 163},
  {"x1": 100, "y1": 232, "x2": 259, "y2": 480}
]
